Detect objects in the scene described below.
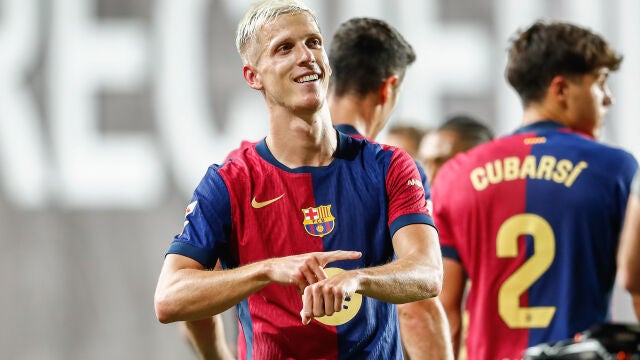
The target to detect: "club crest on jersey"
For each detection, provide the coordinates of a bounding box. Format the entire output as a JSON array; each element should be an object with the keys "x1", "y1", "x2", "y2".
[{"x1": 301, "y1": 205, "x2": 335, "y2": 237}]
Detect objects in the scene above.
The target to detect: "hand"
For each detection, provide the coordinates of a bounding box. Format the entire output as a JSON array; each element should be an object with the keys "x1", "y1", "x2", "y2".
[
  {"x1": 266, "y1": 250, "x2": 362, "y2": 294},
  {"x1": 300, "y1": 268, "x2": 360, "y2": 325}
]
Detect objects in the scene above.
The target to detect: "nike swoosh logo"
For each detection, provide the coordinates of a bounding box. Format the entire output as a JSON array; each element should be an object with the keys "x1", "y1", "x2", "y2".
[{"x1": 251, "y1": 194, "x2": 285, "y2": 209}]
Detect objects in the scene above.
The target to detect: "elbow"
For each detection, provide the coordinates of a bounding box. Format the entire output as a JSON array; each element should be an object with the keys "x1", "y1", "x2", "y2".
[
  {"x1": 154, "y1": 292, "x2": 179, "y2": 324},
  {"x1": 430, "y1": 276, "x2": 443, "y2": 298},
  {"x1": 419, "y1": 266, "x2": 443, "y2": 299},
  {"x1": 618, "y1": 269, "x2": 640, "y2": 295},
  {"x1": 430, "y1": 265, "x2": 444, "y2": 297}
]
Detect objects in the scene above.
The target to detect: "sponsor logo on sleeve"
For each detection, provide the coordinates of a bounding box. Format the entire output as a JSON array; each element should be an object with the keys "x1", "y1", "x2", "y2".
[{"x1": 406, "y1": 178, "x2": 423, "y2": 188}]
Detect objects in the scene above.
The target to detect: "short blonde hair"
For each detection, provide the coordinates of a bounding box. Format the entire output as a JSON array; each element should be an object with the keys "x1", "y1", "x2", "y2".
[{"x1": 235, "y1": 0, "x2": 318, "y2": 64}]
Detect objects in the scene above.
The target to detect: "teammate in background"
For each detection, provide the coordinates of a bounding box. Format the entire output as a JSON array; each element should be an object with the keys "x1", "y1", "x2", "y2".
[
  {"x1": 383, "y1": 124, "x2": 427, "y2": 159},
  {"x1": 618, "y1": 169, "x2": 640, "y2": 320},
  {"x1": 419, "y1": 115, "x2": 493, "y2": 185},
  {"x1": 154, "y1": 2, "x2": 444, "y2": 360},
  {"x1": 328, "y1": 17, "x2": 452, "y2": 359},
  {"x1": 416, "y1": 114, "x2": 493, "y2": 359},
  {"x1": 431, "y1": 21, "x2": 637, "y2": 359}
]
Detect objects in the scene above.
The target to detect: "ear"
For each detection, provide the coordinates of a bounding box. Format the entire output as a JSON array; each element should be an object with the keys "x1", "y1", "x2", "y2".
[
  {"x1": 379, "y1": 75, "x2": 400, "y2": 104},
  {"x1": 548, "y1": 75, "x2": 570, "y2": 106},
  {"x1": 243, "y1": 65, "x2": 263, "y2": 90}
]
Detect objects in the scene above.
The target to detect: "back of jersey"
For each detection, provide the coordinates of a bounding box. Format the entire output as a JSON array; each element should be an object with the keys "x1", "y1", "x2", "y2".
[{"x1": 432, "y1": 120, "x2": 638, "y2": 360}]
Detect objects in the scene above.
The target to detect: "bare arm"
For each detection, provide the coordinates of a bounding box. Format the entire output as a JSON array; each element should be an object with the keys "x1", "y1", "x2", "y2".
[
  {"x1": 154, "y1": 250, "x2": 362, "y2": 323},
  {"x1": 178, "y1": 261, "x2": 234, "y2": 360},
  {"x1": 439, "y1": 258, "x2": 467, "y2": 359},
  {"x1": 618, "y1": 192, "x2": 640, "y2": 319},
  {"x1": 398, "y1": 298, "x2": 453, "y2": 360},
  {"x1": 180, "y1": 316, "x2": 234, "y2": 360},
  {"x1": 300, "y1": 223, "x2": 443, "y2": 324}
]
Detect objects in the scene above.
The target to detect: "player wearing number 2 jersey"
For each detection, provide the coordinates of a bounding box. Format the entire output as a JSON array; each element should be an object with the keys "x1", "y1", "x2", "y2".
[{"x1": 432, "y1": 21, "x2": 638, "y2": 360}]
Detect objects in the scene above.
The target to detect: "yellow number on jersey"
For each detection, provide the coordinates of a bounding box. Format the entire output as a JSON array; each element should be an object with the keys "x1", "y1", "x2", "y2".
[
  {"x1": 312, "y1": 267, "x2": 363, "y2": 326},
  {"x1": 497, "y1": 214, "x2": 556, "y2": 328}
]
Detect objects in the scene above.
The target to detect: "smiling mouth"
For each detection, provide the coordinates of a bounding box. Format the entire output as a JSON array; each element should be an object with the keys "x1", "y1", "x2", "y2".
[{"x1": 295, "y1": 74, "x2": 320, "y2": 83}]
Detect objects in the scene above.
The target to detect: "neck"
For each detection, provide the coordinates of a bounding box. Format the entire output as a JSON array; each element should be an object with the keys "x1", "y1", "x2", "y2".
[
  {"x1": 266, "y1": 104, "x2": 337, "y2": 168},
  {"x1": 521, "y1": 101, "x2": 568, "y2": 127},
  {"x1": 329, "y1": 92, "x2": 382, "y2": 140}
]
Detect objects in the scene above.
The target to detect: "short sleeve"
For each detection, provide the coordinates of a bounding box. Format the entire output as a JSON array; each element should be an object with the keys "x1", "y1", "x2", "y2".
[{"x1": 166, "y1": 165, "x2": 232, "y2": 269}]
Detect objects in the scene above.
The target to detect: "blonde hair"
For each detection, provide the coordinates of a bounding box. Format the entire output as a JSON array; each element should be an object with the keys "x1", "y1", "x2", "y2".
[{"x1": 235, "y1": 0, "x2": 317, "y2": 64}]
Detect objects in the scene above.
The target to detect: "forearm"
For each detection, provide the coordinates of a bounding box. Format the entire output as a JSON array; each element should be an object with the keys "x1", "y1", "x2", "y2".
[
  {"x1": 351, "y1": 224, "x2": 443, "y2": 303},
  {"x1": 155, "y1": 256, "x2": 270, "y2": 323},
  {"x1": 398, "y1": 298, "x2": 453, "y2": 360},
  {"x1": 354, "y1": 255, "x2": 442, "y2": 304},
  {"x1": 446, "y1": 307, "x2": 462, "y2": 359},
  {"x1": 181, "y1": 316, "x2": 234, "y2": 360}
]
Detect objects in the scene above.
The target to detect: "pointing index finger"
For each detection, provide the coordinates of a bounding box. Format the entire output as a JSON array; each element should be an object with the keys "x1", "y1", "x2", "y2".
[{"x1": 319, "y1": 250, "x2": 362, "y2": 266}]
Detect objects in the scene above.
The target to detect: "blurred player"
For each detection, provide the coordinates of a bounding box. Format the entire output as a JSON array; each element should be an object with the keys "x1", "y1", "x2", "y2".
[
  {"x1": 328, "y1": 17, "x2": 453, "y2": 359},
  {"x1": 419, "y1": 114, "x2": 493, "y2": 185},
  {"x1": 154, "y1": 1, "x2": 444, "y2": 359},
  {"x1": 383, "y1": 124, "x2": 426, "y2": 159},
  {"x1": 618, "y1": 169, "x2": 640, "y2": 319},
  {"x1": 432, "y1": 21, "x2": 638, "y2": 359}
]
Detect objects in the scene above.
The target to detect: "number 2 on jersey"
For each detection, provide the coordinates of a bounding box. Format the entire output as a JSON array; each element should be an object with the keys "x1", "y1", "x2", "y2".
[{"x1": 497, "y1": 213, "x2": 556, "y2": 328}]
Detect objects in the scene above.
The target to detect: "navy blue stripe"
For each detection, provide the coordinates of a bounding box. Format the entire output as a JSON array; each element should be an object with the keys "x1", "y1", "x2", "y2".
[
  {"x1": 389, "y1": 213, "x2": 436, "y2": 239},
  {"x1": 166, "y1": 241, "x2": 216, "y2": 269},
  {"x1": 513, "y1": 120, "x2": 565, "y2": 134},
  {"x1": 441, "y1": 245, "x2": 461, "y2": 262}
]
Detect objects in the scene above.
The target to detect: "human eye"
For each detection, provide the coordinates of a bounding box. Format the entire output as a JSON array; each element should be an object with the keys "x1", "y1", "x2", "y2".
[
  {"x1": 276, "y1": 42, "x2": 293, "y2": 54},
  {"x1": 307, "y1": 37, "x2": 322, "y2": 48}
]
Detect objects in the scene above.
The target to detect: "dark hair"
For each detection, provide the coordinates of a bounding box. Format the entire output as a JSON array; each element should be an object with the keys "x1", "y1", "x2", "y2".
[
  {"x1": 329, "y1": 17, "x2": 416, "y2": 97},
  {"x1": 506, "y1": 20, "x2": 623, "y2": 105},
  {"x1": 439, "y1": 115, "x2": 494, "y2": 151}
]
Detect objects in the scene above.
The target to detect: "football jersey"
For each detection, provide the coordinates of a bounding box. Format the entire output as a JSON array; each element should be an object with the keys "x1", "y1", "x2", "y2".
[
  {"x1": 432, "y1": 120, "x2": 638, "y2": 360},
  {"x1": 334, "y1": 124, "x2": 431, "y2": 202},
  {"x1": 167, "y1": 131, "x2": 434, "y2": 360}
]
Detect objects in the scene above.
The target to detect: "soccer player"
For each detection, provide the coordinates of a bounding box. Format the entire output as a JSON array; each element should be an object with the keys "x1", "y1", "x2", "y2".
[
  {"x1": 154, "y1": 1, "x2": 444, "y2": 359},
  {"x1": 618, "y1": 169, "x2": 640, "y2": 319},
  {"x1": 327, "y1": 17, "x2": 452, "y2": 359},
  {"x1": 177, "y1": 16, "x2": 452, "y2": 360},
  {"x1": 431, "y1": 21, "x2": 638, "y2": 359},
  {"x1": 419, "y1": 115, "x2": 493, "y2": 185}
]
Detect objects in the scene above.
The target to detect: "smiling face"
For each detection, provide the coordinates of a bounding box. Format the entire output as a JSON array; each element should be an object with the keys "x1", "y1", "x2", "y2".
[
  {"x1": 564, "y1": 67, "x2": 613, "y2": 138},
  {"x1": 243, "y1": 12, "x2": 331, "y2": 116}
]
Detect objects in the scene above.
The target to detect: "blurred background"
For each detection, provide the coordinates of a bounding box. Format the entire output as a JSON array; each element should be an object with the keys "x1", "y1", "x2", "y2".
[{"x1": 1, "y1": 0, "x2": 638, "y2": 358}]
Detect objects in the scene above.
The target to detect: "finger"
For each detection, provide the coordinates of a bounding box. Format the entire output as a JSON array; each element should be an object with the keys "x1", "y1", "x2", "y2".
[
  {"x1": 324, "y1": 284, "x2": 338, "y2": 316},
  {"x1": 300, "y1": 308, "x2": 312, "y2": 325},
  {"x1": 319, "y1": 250, "x2": 362, "y2": 266},
  {"x1": 333, "y1": 287, "x2": 344, "y2": 314},
  {"x1": 300, "y1": 266, "x2": 318, "y2": 286},
  {"x1": 311, "y1": 285, "x2": 326, "y2": 318},
  {"x1": 301, "y1": 288, "x2": 313, "y2": 325},
  {"x1": 310, "y1": 264, "x2": 328, "y2": 282}
]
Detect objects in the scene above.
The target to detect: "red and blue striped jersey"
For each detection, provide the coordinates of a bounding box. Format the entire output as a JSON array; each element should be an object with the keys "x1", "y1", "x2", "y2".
[
  {"x1": 334, "y1": 124, "x2": 431, "y2": 203},
  {"x1": 167, "y1": 131, "x2": 434, "y2": 359},
  {"x1": 432, "y1": 120, "x2": 638, "y2": 360}
]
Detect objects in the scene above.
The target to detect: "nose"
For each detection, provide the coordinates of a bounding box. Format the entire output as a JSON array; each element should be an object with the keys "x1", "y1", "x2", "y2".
[
  {"x1": 297, "y1": 44, "x2": 315, "y2": 64},
  {"x1": 603, "y1": 85, "x2": 614, "y2": 106}
]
